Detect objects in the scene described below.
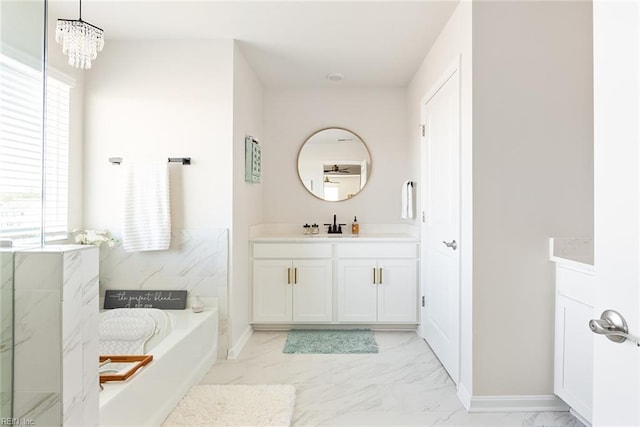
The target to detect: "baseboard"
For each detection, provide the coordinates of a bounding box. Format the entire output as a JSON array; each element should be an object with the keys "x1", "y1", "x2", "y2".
[
  {"x1": 467, "y1": 394, "x2": 570, "y2": 413},
  {"x1": 227, "y1": 325, "x2": 253, "y2": 359},
  {"x1": 456, "y1": 383, "x2": 472, "y2": 411},
  {"x1": 251, "y1": 323, "x2": 418, "y2": 331}
]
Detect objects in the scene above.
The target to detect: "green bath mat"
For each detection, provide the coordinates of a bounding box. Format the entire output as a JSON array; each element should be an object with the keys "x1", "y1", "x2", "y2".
[{"x1": 283, "y1": 329, "x2": 379, "y2": 354}]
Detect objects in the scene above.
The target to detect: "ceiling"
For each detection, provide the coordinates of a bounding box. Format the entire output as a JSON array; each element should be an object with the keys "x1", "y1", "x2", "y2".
[{"x1": 48, "y1": 1, "x2": 459, "y2": 88}]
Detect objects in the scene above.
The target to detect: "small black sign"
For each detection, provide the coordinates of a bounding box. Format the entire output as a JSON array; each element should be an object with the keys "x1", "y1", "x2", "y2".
[{"x1": 104, "y1": 290, "x2": 188, "y2": 309}]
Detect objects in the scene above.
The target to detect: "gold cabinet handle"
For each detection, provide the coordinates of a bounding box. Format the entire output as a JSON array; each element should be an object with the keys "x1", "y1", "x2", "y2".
[
  {"x1": 379, "y1": 268, "x2": 383, "y2": 284},
  {"x1": 294, "y1": 267, "x2": 298, "y2": 284},
  {"x1": 373, "y1": 268, "x2": 376, "y2": 284},
  {"x1": 287, "y1": 267, "x2": 291, "y2": 284}
]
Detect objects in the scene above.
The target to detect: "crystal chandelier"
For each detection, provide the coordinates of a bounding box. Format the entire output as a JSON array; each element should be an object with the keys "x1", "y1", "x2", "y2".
[{"x1": 55, "y1": 0, "x2": 104, "y2": 69}]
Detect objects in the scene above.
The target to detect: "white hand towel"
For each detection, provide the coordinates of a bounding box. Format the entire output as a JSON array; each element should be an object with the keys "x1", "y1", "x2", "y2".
[
  {"x1": 122, "y1": 159, "x2": 171, "y2": 252},
  {"x1": 401, "y1": 180, "x2": 415, "y2": 220}
]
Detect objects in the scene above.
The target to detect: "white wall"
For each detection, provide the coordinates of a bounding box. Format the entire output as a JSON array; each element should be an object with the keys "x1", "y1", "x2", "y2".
[
  {"x1": 472, "y1": 1, "x2": 593, "y2": 396},
  {"x1": 231, "y1": 44, "x2": 264, "y2": 351},
  {"x1": 407, "y1": 0, "x2": 473, "y2": 397},
  {"x1": 409, "y1": 0, "x2": 593, "y2": 400},
  {"x1": 83, "y1": 40, "x2": 235, "y2": 355},
  {"x1": 83, "y1": 39, "x2": 234, "y2": 232},
  {"x1": 263, "y1": 88, "x2": 408, "y2": 226},
  {"x1": 46, "y1": 23, "x2": 85, "y2": 234}
]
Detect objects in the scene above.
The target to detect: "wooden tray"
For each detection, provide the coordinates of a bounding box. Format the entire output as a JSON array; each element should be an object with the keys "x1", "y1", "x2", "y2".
[{"x1": 99, "y1": 355, "x2": 153, "y2": 383}]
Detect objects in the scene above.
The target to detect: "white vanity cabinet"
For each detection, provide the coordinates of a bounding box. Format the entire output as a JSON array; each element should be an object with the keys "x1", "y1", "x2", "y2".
[
  {"x1": 251, "y1": 237, "x2": 419, "y2": 326},
  {"x1": 553, "y1": 263, "x2": 594, "y2": 424},
  {"x1": 252, "y1": 243, "x2": 332, "y2": 323},
  {"x1": 336, "y1": 243, "x2": 418, "y2": 323},
  {"x1": 549, "y1": 237, "x2": 595, "y2": 426}
]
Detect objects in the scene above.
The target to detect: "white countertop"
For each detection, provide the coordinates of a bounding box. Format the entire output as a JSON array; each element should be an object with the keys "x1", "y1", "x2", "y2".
[
  {"x1": 252, "y1": 233, "x2": 419, "y2": 243},
  {"x1": 0, "y1": 244, "x2": 97, "y2": 254},
  {"x1": 250, "y1": 223, "x2": 419, "y2": 243},
  {"x1": 549, "y1": 237, "x2": 594, "y2": 271}
]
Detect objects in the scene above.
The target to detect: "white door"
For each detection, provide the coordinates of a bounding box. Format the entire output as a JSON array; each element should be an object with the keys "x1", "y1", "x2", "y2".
[
  {"x1": 337, "y1": 259, "x2": 378, "y2": 322},
  {"x1": 252, "y1": 260, "x2": 292, "y2": 322},
  {"x1": 421, "y1": 61, "x2": 461, "y2": 383},
  {"x1": 592, "y1": 3, "x2": 640, "y2": 425},
  {"x1": 292, "y1": 259, "x2": 332, "y2": 322},
  {"x1": 377, "y1": 259, "x2": 418, "y2": 323}
]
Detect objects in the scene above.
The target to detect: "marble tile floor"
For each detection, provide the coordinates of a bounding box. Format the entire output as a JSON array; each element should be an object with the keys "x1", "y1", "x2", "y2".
[{"x1": 200, "y1": 331, "x2": 585, "y2": 427}]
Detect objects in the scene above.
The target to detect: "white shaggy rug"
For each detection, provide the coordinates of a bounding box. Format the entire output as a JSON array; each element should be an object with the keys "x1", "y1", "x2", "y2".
[{"x1": 162, "y1": 384, "x2": 296, "y2": 427}]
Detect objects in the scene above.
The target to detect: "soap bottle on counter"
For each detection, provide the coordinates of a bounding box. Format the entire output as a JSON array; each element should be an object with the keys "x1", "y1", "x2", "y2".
[{"x1": 351, "y1": 216, "x2": 359, "y2": 235}]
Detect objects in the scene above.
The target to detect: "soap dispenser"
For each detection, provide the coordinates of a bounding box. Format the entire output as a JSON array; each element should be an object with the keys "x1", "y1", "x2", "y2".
[{"x1": 351, "y1": 216, "x2": 359, "y2": 235}]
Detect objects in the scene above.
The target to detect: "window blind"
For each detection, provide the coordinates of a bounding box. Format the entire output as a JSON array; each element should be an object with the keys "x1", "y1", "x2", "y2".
[{"x1": 0, "y1": 54, "x2": 70, "y2": 244}]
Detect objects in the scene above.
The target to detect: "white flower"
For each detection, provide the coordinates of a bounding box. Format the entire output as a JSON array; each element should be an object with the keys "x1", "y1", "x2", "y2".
[
  {"x1": 72, "y1": 229, "x2": 118, "y2": 247},
  {"x1": 86, "y1": 230, "x2": 98, "y2": 242}
]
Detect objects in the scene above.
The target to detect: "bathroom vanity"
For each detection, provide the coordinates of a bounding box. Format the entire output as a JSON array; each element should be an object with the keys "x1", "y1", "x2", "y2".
[
  {"x1": 250, "y1": 226, "x2": 419, "y2": 327},
  {"x1": 252, "y1": 128, "x2": 420, "y2": 328},
  {"x1": 549, "y1": 238, "x2": 594, "y2": 425}
]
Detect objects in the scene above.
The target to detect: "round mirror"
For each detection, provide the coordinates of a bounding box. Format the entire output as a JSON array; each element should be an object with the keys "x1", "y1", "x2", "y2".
[{"x1": 297, "y1": 128, "x2": 372, "y2": 201}]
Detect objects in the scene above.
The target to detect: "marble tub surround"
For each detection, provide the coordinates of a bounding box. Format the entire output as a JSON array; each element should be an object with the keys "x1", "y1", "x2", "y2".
[
  {"x1": 98, "y1": 228, "x2": 227, "y2": 298},
  {"x1": 549, "y1": 237, "x2": 594, "y2": 269},
  {"x1": 0, "y1": 249, "x2": 12, "y2": 290},
  {"x1": 201, "y1": 331, "x2": 584, "y2": 427},
  {"x1": 250, "y1": 223, "x2": 419, "y2": 241},
  {"x1": 13, "y1": 245, "x2": 99, "y2": 426},
  {"x1": 0, "y1": 250, "x2": 13, "y2": 417},
  {"x1": 98, "y1": 227, "x2": 229, "y2": 358}
]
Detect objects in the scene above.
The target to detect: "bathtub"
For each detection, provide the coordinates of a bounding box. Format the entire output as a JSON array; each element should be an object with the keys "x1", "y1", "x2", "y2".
[{"x1": 99, "y1": 305, "x2": 218, "y2": 426}]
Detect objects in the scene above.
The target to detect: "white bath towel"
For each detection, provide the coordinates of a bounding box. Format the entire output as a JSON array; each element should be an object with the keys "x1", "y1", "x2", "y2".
[
  {"x1": 122, "y1": 159, "x2": 171, "y2": 252},
  {"x1": 401, "y1": 180, "x2": 414, "y2": 220}
]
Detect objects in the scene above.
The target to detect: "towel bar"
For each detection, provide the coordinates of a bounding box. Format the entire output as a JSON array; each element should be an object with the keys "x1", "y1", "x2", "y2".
[{"x1": 109, "y1": 157, "x2": 191, "y2": 165}]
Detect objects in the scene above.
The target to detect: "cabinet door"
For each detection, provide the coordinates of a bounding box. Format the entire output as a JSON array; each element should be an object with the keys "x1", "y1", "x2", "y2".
[
  {"x1": 292, "y1": 260, "x2": 332, "y2": 322},
  {"x1": 377, "y1": 259, "x2": 418, "y2": 323},
  {"x1": 554, "y1": 293, "x2": 593, "y2": 423},
  {"x1": 337, "y1": 259, "x2": 378, "y2": 322},
  {"x1": 252, "y1": 260, "x2": 292, "y2": 322}
]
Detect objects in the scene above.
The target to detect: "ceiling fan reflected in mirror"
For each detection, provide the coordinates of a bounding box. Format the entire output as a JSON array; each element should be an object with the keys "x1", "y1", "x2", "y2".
[
  {"x1": 324, "y1": 164, "x2": 350, "y2": 174},
  {"x1": 323, "y1": 164, "x2": 361, "y2": 174}
]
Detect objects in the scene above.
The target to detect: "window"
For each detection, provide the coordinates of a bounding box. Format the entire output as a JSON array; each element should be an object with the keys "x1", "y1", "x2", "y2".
[{"x1": 0, "y1": 54, "x2": 70, "y2": 244}]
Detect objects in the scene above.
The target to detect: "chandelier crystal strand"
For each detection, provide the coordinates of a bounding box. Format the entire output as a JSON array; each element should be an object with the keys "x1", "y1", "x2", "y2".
[{"x1": 55, "y1": 2, "x2": 104, "y2": 70}]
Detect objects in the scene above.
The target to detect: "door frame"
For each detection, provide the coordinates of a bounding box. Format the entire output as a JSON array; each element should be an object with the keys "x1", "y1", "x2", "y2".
[{"x1": 419, "y1": 55, "x2": 462, "y2": 384}]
